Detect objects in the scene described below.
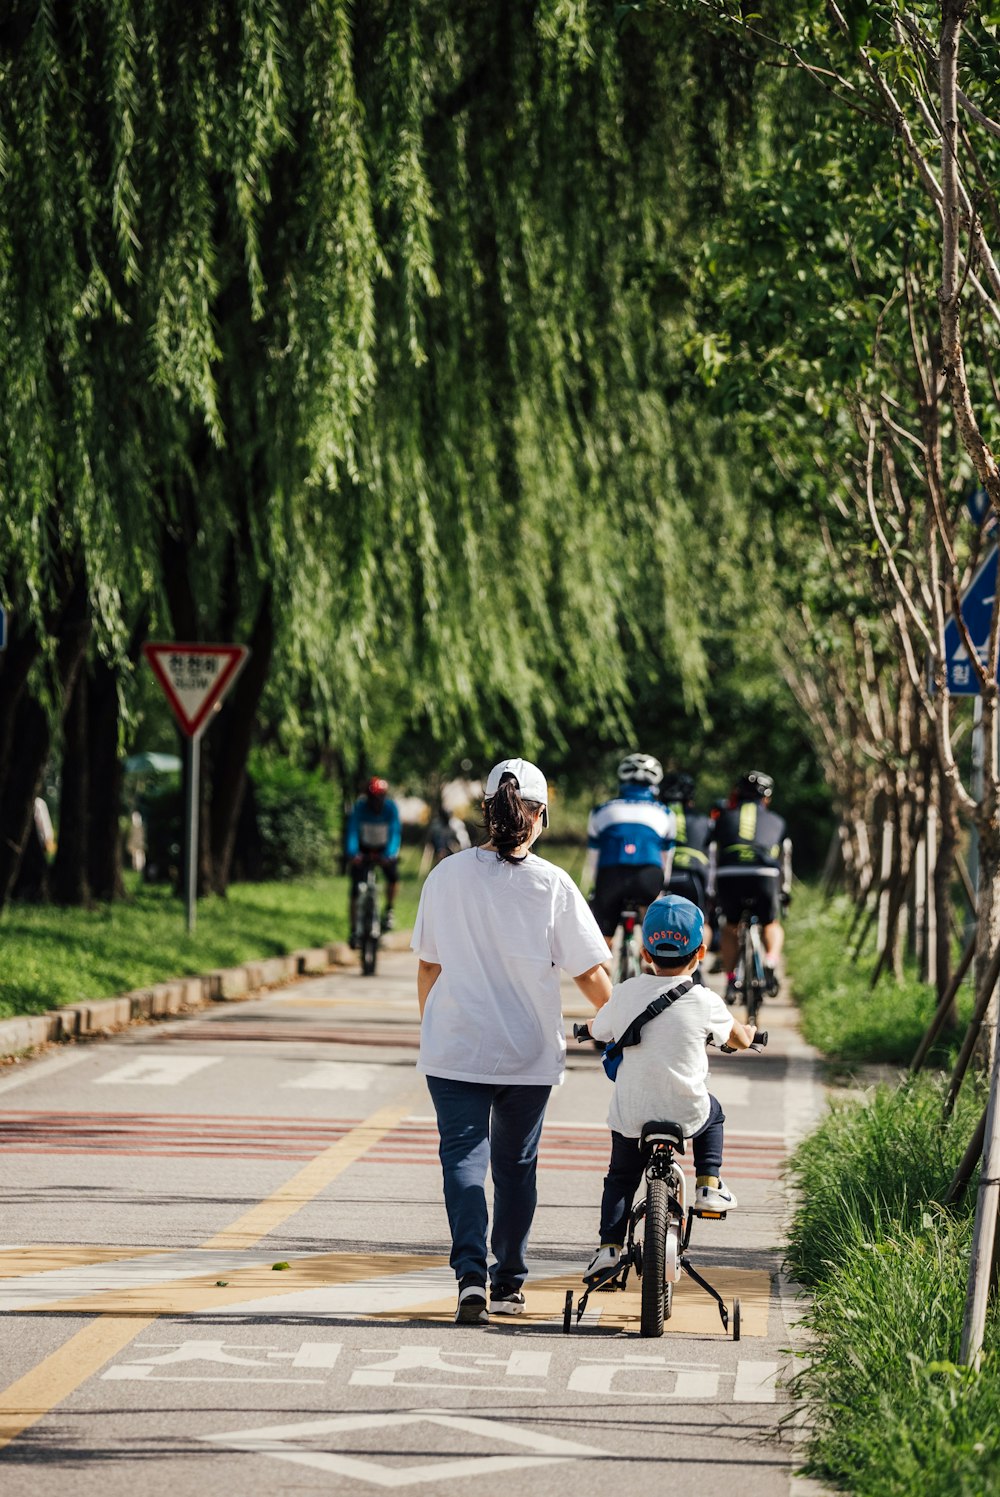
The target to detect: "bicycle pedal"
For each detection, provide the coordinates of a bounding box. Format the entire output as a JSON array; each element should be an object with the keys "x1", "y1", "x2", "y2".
[
  {"x1": 583, "y1": 1265, "x2": 623, "y2": 1291},
  {"x1": 693, "y1": 1209, "x2": 726, "y2": 1221}
]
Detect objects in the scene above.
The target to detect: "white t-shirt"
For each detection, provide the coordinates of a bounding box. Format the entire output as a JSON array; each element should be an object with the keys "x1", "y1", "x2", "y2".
[
  {"x1": 412, "y1": 847, "x2": 610, "y2": 1086},
  {"x1": 590, "y1": 973, "x2": 735, "y2": 1138}
]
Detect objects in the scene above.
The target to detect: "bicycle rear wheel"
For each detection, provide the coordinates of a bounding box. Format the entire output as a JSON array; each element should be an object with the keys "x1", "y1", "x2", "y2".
[
  {"x1": 615, "y1": 914, "x2": 638, "y2": 984},
  {"x1": 746, "y1": 924, "x2": 765, "y2": 1024},
  {"x1": 640, "y1": 1178, "x2": 668, "y2": 1338}
]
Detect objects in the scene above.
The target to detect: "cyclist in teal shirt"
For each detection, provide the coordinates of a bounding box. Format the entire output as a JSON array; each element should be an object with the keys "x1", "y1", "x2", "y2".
[{"x1": 346, "y1": 777, "x2": 402, "y2": 943}]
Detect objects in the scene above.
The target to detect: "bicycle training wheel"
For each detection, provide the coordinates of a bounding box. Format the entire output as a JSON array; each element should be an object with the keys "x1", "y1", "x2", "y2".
[{"x1": 640, "y1": 1178, "x2": 668, "y2": 1338}]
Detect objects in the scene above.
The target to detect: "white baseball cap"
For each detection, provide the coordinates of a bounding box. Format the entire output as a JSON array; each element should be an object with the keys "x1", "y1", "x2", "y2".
[{"x1": 484, "y1": 757, "x2": 548, "y2": 806}]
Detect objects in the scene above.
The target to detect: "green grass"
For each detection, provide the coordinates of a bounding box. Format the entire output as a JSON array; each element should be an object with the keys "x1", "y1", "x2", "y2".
[
  {"x1": 786, "y1": 885, "x2": 972, "y2": 1066},
  {"x1": 0, "y1": 848, "x2": 428, "y2": 1019},
  {"x1": 785, "y1": 1077, "x2": 999, "y2": 1496},
  {"x1": 0, "y1": 838, "x2": 587, "y2": 1020}
]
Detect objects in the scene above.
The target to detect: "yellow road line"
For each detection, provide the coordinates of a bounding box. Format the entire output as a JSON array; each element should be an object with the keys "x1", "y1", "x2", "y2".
[
  {"x1": 0, "y1": 1317, "x2": 152, "y2": 1450},
  {"x1": 0, "y1": 1091, "x2": 420, "y2": 1453},
  {"x1": 202, "y1": 1096, "x2": 420, "y2": 1250}
]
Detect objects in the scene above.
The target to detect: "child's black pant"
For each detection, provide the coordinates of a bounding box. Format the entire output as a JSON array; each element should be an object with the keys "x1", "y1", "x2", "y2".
[{"x1": 598, "y1": 1095, "x2": 726, "y2": 1245}]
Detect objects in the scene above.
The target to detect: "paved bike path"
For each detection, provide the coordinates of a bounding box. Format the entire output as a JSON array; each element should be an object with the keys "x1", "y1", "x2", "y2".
[{"x1": 0, "y1": 949, "x2": 826, "y2": 1495}]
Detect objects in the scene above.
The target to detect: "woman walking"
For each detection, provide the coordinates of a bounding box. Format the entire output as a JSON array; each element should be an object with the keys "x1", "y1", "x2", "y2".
[{"x1": 412, "y1": 757, "x2": 612, "y2": 1324}]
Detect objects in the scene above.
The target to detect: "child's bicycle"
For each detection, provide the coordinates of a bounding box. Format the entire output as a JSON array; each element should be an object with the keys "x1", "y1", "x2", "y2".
[{"x1": 562, "y1": 1027, "x2": 768, "y2": 1339}]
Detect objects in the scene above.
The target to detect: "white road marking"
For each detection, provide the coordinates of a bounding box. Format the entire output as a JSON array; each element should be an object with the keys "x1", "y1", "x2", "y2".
[
  {"x1": 734, "y1": 1359, "x2": 779, "y2": 1402},
  {"x1": 199, "y1": 1409, "x2": 607, "y2": 1485},
  {"x1": 284, "y1": 1062, "x2": 386, "y2": 1091},
  {"x1": 103, "y1": 1338, "x2": 342, "y2": 1383},
  {"x1": 0, "y1": 1250, "x2": 280, "y2": 1311},
  {"x1": 198, "y1": 1264, "x2": 457, "y2": 1319},
  {"x1": 568, "y1": 1354, "x2": 720, "y2": 1399},
  {"x1": 96, "y1": 1055, "x2": 221, "y2": 1087}
]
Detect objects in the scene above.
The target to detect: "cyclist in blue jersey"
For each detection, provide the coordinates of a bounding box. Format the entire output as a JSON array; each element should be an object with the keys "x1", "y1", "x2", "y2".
[
  {"x1": 661, "y1": 771, "x2": 714, "y2": 951},
  {"x1": 346, "y1": 776, "x2": 402, "y2": 944},
  {"x1": 584, "y1": 754, "x2": 676, "y2": 947}
]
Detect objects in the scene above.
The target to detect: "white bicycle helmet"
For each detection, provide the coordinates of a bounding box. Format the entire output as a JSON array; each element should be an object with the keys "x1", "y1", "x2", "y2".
[{"x1": 617, "y1": 752, "x2": 663, "y2": 788}]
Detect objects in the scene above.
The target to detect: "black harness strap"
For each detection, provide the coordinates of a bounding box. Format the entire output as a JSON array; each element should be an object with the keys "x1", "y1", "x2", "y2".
[{"x1": 603, "y1": 979, "x2": 694, "y2": 1067}]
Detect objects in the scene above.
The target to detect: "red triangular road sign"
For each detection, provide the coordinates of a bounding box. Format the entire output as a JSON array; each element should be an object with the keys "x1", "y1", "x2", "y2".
[{"x1": 143, "y1": 643, "x2": 250, "y2": 738}]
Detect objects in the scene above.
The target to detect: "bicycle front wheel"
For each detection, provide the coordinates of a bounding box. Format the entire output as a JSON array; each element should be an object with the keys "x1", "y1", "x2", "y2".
[
  {"x1": 362, "y1": 934, "x2": 378, "y2": 977},
  {"x1": 640, "y1": 1178, "x2": 668, "y2": 1338}
]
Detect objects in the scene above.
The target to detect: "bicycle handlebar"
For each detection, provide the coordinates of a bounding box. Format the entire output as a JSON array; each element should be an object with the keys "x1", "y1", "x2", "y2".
[
  {"x1": 573, "y1": 1023, "x2": 768, "y2": 1052},
  {"x1": 718, "y1": 1031, "x2": 767, "y2": 1053}
]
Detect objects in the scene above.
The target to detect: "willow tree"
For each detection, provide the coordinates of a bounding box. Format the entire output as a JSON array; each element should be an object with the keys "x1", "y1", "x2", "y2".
[{"x1": 1, "y1": 0, "x2": 745, "y2": 906}]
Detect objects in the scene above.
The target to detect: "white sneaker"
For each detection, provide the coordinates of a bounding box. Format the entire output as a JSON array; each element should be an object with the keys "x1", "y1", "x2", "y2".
[
  {"x1": 583, "y1": 1244, "x2": 620, "y2": 1281},
  {"x1": 693, "y1": 1180, "x2": 738, "y2": 1215}
]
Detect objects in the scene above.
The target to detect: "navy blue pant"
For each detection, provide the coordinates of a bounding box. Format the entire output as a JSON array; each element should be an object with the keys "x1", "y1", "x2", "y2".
[
  {"x1": 425, "y1": 1075, "x2": 551, "y2": 1288},
  {"x1": 598, "y1": 1094, "x2": 726, "y2": 1245}
]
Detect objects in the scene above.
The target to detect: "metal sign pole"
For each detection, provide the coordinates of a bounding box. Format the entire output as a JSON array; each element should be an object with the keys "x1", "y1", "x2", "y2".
[{"x1": 185, "y1": 732, "x2": 201, "y2": 935}]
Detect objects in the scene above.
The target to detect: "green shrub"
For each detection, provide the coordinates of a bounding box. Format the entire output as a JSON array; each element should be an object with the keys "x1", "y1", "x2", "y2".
[
  {"x1": 248, "y1": 752, "x2": 337, "y2": 880},
  {"x1": 786, "y1": 1078, "x2": 999, "y2": 1495},
  {"x1": 787, "y1": 887, "x2": 970, "y2": 1065}
]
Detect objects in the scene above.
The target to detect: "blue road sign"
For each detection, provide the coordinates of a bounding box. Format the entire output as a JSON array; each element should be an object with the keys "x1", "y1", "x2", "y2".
[
  {"x1": 942, "y1": 545, "x2": 999, "y2": 694},
  {"x1": 966, "y1": 487, "x2": 991, "y2": 526}
]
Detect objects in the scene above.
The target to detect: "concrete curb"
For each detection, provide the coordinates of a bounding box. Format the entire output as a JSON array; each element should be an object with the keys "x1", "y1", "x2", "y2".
[{"x1": 0, "y1": 929, "x2": 413, "y2": 1064}]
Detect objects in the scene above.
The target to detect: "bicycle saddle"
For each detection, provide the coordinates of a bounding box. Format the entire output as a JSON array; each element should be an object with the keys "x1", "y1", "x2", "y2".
[{"x1": 640, "y1": 1119, "x2": 685, "y2": 1152}]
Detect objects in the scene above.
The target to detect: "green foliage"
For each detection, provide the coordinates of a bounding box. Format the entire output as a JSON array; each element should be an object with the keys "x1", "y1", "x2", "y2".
[
  {"x1": 0, "y1": 855, "x2": 425, "y2": 1019},
  {"x1": 785, "y1": 1080, "x2": 999, "y2": 1495},
  {"x1": 787, "y1": 885, "x2": 971, "y2": 1064},
  {"x1": 785, "y1": 1074, "x2": 984, "y2": 1287},
  {"x1": 248, "y1": 751, "x2": 337, "y2": 880},
  {"x1": 1, "y1": 0, "x2": 770, "y2": 779}
]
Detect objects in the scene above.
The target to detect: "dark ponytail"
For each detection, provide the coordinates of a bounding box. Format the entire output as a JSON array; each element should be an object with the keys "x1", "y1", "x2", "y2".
[{"x1": 483, "y1": 775, "x2": 542, "y2": 864}]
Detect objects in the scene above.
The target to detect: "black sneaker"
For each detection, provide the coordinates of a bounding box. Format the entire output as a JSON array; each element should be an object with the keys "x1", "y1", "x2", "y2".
[
  {"x1": 383, "y1": 909, "x2": 395, "y2": 932},
  {"x1": 348, "y1": 933, "x2": 359, "y2": 951},
  {"x1": 490, "y1": 1284, "x2": 525, "y2": 1315},
  {"x1": 764, "y1": 965, "x2": 779, "y2": 996},
  {"x1": 455, "y1": 1276, "x2": 488, "y2": 1324}
]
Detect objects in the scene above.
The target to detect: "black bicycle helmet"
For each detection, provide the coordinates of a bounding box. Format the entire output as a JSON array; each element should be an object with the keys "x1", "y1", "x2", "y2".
[
  {"x1": 617, "y1": 753, "x2": 663, "y2": 788},
  {"x1": 737, "y1": 770, "x2": 774, "y2": 800},
  {"x1": 661, "y1": 771, "x2": 695, "y2": 804}
]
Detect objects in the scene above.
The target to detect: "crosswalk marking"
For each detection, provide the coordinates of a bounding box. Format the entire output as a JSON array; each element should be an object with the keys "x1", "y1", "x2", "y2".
[
  {"x1": 97, "y1": 1055, "x2": 221, "y2": 1087},
  {"x1": 284, "y1": 1061, "x2": 386, "y2": 1091},
  {"x1": 734, "y1": 1358, "x2": 779, "y2": 1402}
]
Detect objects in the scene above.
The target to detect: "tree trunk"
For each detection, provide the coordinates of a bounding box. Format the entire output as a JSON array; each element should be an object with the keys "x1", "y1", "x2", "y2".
[
  {"x1": 50, "y1": 664, "x2": 91, "y2": 905},
  {"x1": 87, "y1": 653, "x2": 125, "y2": 901},
  {"x1": 207, "y1": 586, "x2": 274, "y2": 895},
  {"x1": 0, "y1": 568, "x2": 90, "y2": 910},
  {"x1": 935, "y1": 761, "x2": 959, "y2": 1010},
  {"x1": 973, "y1": 809, "x2": 1000, "y2": 1071}
]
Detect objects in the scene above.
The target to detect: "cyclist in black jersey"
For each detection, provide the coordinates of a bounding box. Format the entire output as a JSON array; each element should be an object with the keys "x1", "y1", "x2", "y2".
[
  {"x1": 661, "y1": 772, "x2": 714, "y2": 951},
  {"x1": 710, "y1": 770, "x2": 791, "y2": 998}
]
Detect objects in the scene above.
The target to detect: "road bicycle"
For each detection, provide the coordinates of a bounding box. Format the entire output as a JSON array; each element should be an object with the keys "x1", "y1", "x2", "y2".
[
  {"x1": 613, "y1": 904, "x2": 642, "y2": 985},
  {"x1": 732, "y1": 908, "x2": 768, "y2": 1026},
  {"x1": 354, "y1": 859, "x2": 382, "y2": 977},
  {"x1": 563, "y1": 1028, "x2": 767, "y2": 1339}
]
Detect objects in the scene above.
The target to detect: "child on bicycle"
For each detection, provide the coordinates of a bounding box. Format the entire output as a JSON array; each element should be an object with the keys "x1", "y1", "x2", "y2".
[{"x1": 580, "y1": 894, "x2": 756, "y2": 1282}]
